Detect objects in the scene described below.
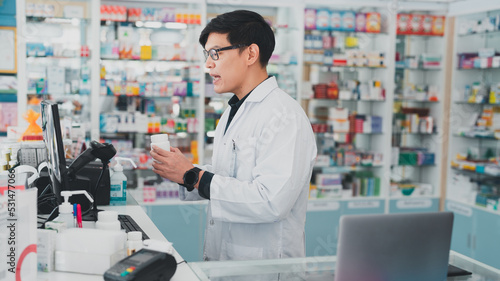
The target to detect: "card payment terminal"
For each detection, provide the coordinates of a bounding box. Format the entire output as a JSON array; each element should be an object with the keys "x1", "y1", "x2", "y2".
[{"x1": 104, "y1": 249, "x2": 177, "y2": 281}]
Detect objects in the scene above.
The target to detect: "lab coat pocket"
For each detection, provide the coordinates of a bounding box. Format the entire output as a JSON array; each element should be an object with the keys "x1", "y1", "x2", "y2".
[
  {"x1": 232, "y1": 137, "x2": 257, "y2": 181},
  {"x1": 220, "y1": 240, "x2": 264, "y2": 261}
]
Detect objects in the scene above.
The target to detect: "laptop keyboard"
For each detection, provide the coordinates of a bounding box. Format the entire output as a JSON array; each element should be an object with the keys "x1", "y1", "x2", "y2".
[{"x1": 118, "y1": 214, "x2": 150, "y2": 240}]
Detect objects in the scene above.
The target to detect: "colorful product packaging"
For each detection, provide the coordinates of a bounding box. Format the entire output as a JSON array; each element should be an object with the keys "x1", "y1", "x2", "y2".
[
  {"x1": 342, "y1": 11, "x2": 356, "y2": 32},
  {"x1": 330, "y1": 11, "x2": 342, "y2": 31},
  {"x1": 366, "y1": 12, "x2": 381, "y2": 33},
  {"x1": 304, "y1": 8, "x2": 316, "y2": 30},
  {"x1": 422, "y1": 15, "x2": 433, "y2": 35},
  {"x1": 397, "y1": 14, "x2": 411, "y2": 34},
  {"x1": 432, "y1": 16, "x2": 445, "y2": 36},
  {"x1": 355, "y1": 13, "x2": 366, "y2": 32},
  {"x1": 410, "y1": 14, "x2": 424, "y2": 35},
  {"x1": 316, "y1": 9, "x2": 330, "y2": 30}
]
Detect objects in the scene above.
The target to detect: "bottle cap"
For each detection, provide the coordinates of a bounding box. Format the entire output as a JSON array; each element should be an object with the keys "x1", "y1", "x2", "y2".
[
  {"x1": 128, "y1": 231, "x2": 142, "y2": 241},
  {"x1": 151, "y1": 134, "x2": 169, "y2": 144},
  {"x1": 98, "y1": 211, "x2": 118, "y2": 223}
]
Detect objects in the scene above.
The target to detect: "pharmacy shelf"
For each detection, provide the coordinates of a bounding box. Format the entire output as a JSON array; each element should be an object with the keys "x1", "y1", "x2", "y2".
[
  {"x1": 100, "y1": 58, "x2": 199, "y2": 63},
  {"x1": 458, "y1": 29, "x2": 500, "y2": 37},
  {"x1": 456, "y1": 67, "x2": 500, "y2": 71},
  {"x1": 451, "y1": 167, "x2": 500, "y2": 179},
  {"x1": 305, "y1": 98, "x2": 385, "y2": 102},
  {"x1": 306, "y1": 63, "x2": 387, "y2": 70},
  {"x1": 395, "y1": 66, "x2": 442, "y2": 71},
  {"x1": 392, "y1": 132, "x2": 438, "y2": 135},
  {"x1": 397, "y1": 34, "x2": 445, "y2": 38},
  {"x1": 447, "y1": 8, "x2": 500, "y2": 255},
  {"x1": 446, "y1": 198, "x2": 500, "y2": 216},
  {"x1": 26, "y1": 16, "x2": 89, "y2": 23},
  {"x1": 392, "y1": 164, "x2": 437, "y2": 167},
  {"x1": 454, "y1": 101, "x2": 500, "y2": 105},
  {"x1": 305, "y1": 29, "x2": 388, "y2": 36},
  {"x1": 453, "y1": 133, "x2": 498, "y2": 140},
  {"x1": 394, "y1": 98, "x2": 440, "y2": 103},
  {"x1": 26, "y1": 56, "x2": 87, "y2": 60}
]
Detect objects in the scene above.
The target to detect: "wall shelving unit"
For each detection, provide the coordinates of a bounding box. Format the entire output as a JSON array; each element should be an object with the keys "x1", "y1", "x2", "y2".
[
  {"x1": 389, "y1": 7, "x2": 448, "y2": 214},
  {"x1": 445, "y1": 2, "x2": 500, "y2": 269}
]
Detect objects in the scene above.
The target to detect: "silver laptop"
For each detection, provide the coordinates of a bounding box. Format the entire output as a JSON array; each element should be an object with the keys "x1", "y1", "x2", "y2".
[{"x1": 334, "y1": 212, "x2": 454, "y2": 281}]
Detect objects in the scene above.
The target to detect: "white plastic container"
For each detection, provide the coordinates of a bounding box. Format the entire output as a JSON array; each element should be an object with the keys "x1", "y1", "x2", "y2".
[
  {"x1": 96, "y1": 211, "x2": 120, "y2": 231},
  {"x1": 110, "y1": 157, "x2": 137, "y2": 206},
  {"x1": 126, "y1": 231, "x2": 143, "y2": 256},
  {"x1": 151, "y1": 134, "x2": 170, "y2": 152}
]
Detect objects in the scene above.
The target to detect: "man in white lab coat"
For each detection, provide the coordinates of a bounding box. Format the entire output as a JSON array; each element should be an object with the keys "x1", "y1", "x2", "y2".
[{"x1": 151, "y1": 10, "x2": 317, "y2": 263}]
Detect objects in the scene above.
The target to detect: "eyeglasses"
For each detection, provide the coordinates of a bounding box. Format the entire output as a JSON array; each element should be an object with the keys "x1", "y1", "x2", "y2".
[{"x1": 203, "y1": 45, "x2": 246, "y2": 61}]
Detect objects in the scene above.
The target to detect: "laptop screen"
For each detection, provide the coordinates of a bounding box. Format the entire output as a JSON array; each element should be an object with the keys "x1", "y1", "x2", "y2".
[{"x1": 334, "y1": 212, "x2": 453, "y2": 281}]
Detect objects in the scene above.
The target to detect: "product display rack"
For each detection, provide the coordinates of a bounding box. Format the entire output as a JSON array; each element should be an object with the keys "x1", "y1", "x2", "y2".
[
  {"x1": 389, "y1": 7, "x2": 448, "y2": 213},
  {"x1": 303, "y1": 2, "x2": 395, "y2": 210},
  {"x1": 15, "y1": 0, "x2": 97, "y2": 138},
  {"x1": 97, "y1": 0, "x2": 207, "y2": 165},
  {"x1": 445, "y1": 4, "x2": 500, "y2": 269}
]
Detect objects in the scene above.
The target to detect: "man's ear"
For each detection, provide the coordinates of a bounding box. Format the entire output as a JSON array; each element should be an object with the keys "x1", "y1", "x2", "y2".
[{"x1": 246, "y1": 43, "x2": 260, "y2": 66}]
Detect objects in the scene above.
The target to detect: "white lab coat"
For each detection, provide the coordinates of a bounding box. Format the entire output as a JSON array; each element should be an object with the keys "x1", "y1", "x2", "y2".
[{"x1": 180, "y1": 77, "x2": 317, "y2": 263}]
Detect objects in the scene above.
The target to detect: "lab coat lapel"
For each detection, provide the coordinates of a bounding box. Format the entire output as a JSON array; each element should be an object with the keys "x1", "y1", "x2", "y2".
[{"x1": 223, "y1": 77, "x2": 279, "y2": 136}]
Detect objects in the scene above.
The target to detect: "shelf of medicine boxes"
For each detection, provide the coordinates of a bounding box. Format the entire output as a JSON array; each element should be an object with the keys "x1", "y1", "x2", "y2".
[
  {"x1": 454, "y1": 101, "x2": 500, "y2": 105},
  {"x1": 22, "y1": 8, "x2": 94, "y2": 136},
  {"x1": 391, "y1": 29, "x2": 446, "y2": 199},
  {"x1": 446, "y1": 8, "x2": 500, "y2": 225}
]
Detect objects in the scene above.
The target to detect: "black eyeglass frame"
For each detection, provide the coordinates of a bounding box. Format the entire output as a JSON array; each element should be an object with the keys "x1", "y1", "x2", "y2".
[{"x1": 203, "y1": 44, "x2": 246, "y2": 61}]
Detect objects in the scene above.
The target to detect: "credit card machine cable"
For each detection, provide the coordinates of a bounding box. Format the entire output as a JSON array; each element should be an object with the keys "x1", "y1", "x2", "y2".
[{"x1": 104, "y1": 248, "x2": 177, "y2": 281}]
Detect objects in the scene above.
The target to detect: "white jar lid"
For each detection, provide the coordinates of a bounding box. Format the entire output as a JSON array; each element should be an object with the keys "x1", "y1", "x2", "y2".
[
  {"x1": 98, "y1": 210, "x2": 118, "y2": 223},
  {"x1": 128, "y1": 231, "x2": 142, "y2": 241},
  {"x1": 151, "y1": 134, "x2": 169, "y2": 143}
]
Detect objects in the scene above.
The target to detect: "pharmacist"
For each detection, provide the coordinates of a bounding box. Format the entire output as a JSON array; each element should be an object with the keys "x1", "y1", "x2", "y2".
[{"x1": 151, "y1": 10, "x2": 317, "y2": 262}]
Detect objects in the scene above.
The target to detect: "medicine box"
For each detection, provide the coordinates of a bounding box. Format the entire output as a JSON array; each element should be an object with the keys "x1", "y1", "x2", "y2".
[
  {"x1": 432, "y1": 16, "x2": 445, "y2": 36},
  {"x1": 330, "y1": 11, "x2": 342, "y2": 31},
  {"x1": 342, "y1": 11, "x2": 356, "y2": 31},
  {"x1": 409, "y1": 14, "x2": 424, "y2": 35},
  {"x1": 366, "y1": 12, "x2": 381, "y2": 33},
  {"x1": 304, "y1": 8, "x2": 316, "y2": 30},
  {"x1": 355, "y1": 13, "x2": 366, "y2": 32},
  {"x1": 316, "y1": 9, "x2": 330, "y2": 30},
  {"x1": 397, "y1": 14, "x2": 411, "y2": 34}
]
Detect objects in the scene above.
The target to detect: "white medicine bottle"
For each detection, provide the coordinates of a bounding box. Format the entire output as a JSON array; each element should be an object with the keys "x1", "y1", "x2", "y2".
[
  {"x1": 110, "y1": 157, "x2": 137, "y2": 206},
  {"x1": 151, "y1": 134, "x2": 170, "y2": 152}
]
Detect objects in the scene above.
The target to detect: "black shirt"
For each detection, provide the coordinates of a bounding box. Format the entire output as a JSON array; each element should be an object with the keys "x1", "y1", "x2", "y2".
[{"x1": 197, "y1": 76, "x2": 271, "y2": 199}]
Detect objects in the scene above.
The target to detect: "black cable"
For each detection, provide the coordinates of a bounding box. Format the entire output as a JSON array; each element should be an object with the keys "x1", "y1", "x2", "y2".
[
  {"x1": 94, "y1": 162, "x2": 107, "y2": 198},
  {"x1": 176, "y1": 260, "x2": 187, "y2": 265},
  {"x1": 39, "y1": 205, "x2": 59, "y2": 229},
  {"x1": 39, "y1": 183, "x2": 52, "y2": 198},
  {"x1": 82, "y1": 161, "x2": 108, "y2": 219}
]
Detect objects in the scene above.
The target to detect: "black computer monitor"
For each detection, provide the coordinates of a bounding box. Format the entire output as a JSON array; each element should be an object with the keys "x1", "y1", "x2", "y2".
[{"x1": 41, "y1": 100, "x2": 68, "y2": 202}]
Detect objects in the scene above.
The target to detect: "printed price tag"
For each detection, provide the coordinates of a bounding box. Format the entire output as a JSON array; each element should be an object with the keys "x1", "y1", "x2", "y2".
[
  {"x1": 308, "y1": 201, "x2": 340, "y2": 211},
  {"x1": 396, "y1": 199, "x2": 432, "y2": 209},
  {"x1": 348, "y1": 200, "x2": 380, "y2": 209},
  {"x1": 446, "y1": 201, "x2": 473, "y2": 217}
]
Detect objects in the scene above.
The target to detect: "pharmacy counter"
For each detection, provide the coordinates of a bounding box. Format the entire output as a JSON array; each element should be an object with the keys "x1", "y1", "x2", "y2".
[
  {"x1": 37, "y1": 204, "x2": 200, "y2": 281},
  {"x1": 188, "y1": 251, "x2": 500, "y2": 280}
]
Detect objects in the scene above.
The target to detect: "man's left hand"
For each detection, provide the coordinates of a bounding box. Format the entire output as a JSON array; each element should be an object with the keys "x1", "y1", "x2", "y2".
[{"x1": 151, "y1": 146, "x2": 193, "y2": 184}]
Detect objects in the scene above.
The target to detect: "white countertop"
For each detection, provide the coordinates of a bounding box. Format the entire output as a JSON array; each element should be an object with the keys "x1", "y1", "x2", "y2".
[{"x1": 37, "y1": 205, "x2": 200, "y2": 281}]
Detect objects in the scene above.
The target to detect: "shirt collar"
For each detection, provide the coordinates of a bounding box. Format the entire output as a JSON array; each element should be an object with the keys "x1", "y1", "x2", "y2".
[{"x1": 228, "y1": 76, "x2": 275, "y2": 106}]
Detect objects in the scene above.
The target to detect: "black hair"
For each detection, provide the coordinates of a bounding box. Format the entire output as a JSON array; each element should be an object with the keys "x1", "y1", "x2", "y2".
[{"x1": 199, "y1": 10, "x2": 275, "y2": 67}]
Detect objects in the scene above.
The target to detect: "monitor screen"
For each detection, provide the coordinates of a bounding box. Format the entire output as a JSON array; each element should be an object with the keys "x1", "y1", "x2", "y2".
[{"x1": 41, "y1": 100, "x2": 67, "y2": 200}]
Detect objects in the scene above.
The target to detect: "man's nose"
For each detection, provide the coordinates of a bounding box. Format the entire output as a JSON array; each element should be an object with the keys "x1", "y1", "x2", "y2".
[{"x1": 205, "y1": 56, "x2": 215, "y2": 68}]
